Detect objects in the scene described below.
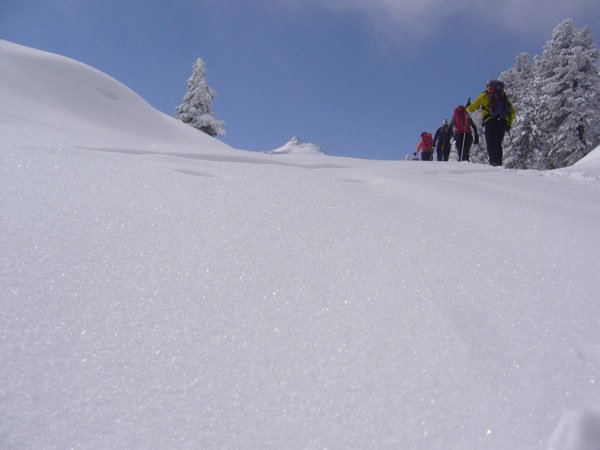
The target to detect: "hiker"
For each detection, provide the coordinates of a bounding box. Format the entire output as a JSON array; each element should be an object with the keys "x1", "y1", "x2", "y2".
[
  {"x1": 450, "y1": 105, "x2": 479, "y2": 162},
  {"x1": 467, "y1": 80, "x2": 516, "y2": 166},
  {"x1": 577, "y1": 123, "x2": 585, "y2": 142},
  {"x1": 433, "y1": 119, "x2": 452, "y2": 161},
  {"x1": 415, "y1": 131, "x2": 434, "y2": 161}
]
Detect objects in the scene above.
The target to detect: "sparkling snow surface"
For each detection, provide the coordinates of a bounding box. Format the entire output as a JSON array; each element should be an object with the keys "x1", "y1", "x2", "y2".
[{"x1": 1, "y1": 40, "x2": 600, "y2": 449}]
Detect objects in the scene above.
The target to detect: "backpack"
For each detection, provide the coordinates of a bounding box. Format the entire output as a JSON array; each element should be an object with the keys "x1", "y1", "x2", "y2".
[
  {"x1": 487, "y1": 80, "x2": 511, "y2": 119},
  {"x1": 453, "y1": 105, "x2": 471, "y2": 135},
  {"x1": 421, "y1": 132, "x2": 433, "y2": 151}
]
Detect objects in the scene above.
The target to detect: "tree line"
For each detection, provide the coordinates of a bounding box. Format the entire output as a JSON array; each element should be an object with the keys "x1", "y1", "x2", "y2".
[{"x1": 498, "y1": 19, "x2": 600, "y2": 169}]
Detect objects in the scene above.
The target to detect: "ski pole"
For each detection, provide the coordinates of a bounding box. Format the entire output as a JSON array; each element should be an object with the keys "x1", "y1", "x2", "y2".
[
  {"x1": 476, "y1": 142, "x2": 489, "y2": 164},
  {"x1": 506, "y1": 128, "x2": 516, "y2": 149}
]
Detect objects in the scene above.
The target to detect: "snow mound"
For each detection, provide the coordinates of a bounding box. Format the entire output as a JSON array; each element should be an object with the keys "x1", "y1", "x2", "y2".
[
  {"x1": 573, "y1": 144, "x2": 600, "y2": 167},
  {"x1": 549, "y1": 409, "x2": 600, "y2": 450},
  {"x1": 550, "y1": 144, "x2": 600, "y2": 185},
  {"x1": 266, "y1": 136, "x2": 327, "y2": 156},
  {"x1": 0, "y1": 39, "x2": 230, "y2": 150}
]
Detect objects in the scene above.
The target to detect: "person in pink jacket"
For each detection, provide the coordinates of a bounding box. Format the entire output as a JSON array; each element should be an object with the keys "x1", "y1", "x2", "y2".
[{"x1": 414, "y1": 132, "x2": 434, "y2": 161}]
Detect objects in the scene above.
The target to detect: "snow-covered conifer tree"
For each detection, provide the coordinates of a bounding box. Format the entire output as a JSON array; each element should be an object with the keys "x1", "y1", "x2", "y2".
[
  {"x1": 500, "y1": 53, "x2": 543, "y2": 169},
  {"x1": 533, "y1": 19, "x2": 600, "y2": 168},
  {"x1": 175, "y1": 58, "x2": 225, "y2": 137},
  {"x1": 506, "y1": 95, "x2": 546, "y2": 169},
  {"x1": 500, "y1": 52, "x2": 535, "y2": 105}
]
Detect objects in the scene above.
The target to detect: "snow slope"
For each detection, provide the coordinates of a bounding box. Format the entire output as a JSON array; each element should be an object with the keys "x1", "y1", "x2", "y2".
[
  {"x1": 0, "y1": 39, "x2": 233, "y2": 153},
  {"x1": 1, "y1": 39, "x2": 600, "y2": 449}
]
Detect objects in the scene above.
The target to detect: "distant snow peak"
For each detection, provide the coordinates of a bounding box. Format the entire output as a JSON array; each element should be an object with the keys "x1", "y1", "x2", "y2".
[{"x1": 267, "y1": 136, "x2": 326, "y2": 156}]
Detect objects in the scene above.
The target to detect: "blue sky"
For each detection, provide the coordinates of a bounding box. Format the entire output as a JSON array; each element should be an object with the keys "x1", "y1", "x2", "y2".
[{"x1": 2, "y1": 0, "x2": 599, "y2": 160}]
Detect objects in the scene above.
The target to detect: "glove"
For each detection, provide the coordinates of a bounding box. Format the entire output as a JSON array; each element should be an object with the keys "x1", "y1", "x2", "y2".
[
  {"x1": 474, "y1": 137, "x2": 479, "y2": 145},
  {"x1": 505, "y1": 123, "x2": 511, "y2": 132}
]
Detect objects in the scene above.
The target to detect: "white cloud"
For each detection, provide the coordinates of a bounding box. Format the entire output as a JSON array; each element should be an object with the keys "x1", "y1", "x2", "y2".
[{"x1": 264, "y1": 0, "x2": 599, "y2": 41}]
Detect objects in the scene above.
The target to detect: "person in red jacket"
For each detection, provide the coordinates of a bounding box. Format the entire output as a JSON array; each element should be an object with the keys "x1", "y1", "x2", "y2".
[
  {"x1": 450, "y1": 105, "x2": 479, "y2": 162},
  {"x1": 414, "y1": 132, "x2": 434, "y2": 161}
]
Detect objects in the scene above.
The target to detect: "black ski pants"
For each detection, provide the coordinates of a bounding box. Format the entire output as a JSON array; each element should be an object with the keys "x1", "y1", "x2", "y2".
[
  {"x1": 455, "y1": 134, "x2": 473, "y2": 161},
  {"x1": 436, "y1": 140, "x2": 451, "y2": 161},
  {"x1": 484, "y1": 118, "x2": 507, "y2": 166}
]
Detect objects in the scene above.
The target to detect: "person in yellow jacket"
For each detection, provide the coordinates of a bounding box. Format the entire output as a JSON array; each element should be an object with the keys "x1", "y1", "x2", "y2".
[{"x1": 466, "y1": 80, "x2": 516, "y2": 166}]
